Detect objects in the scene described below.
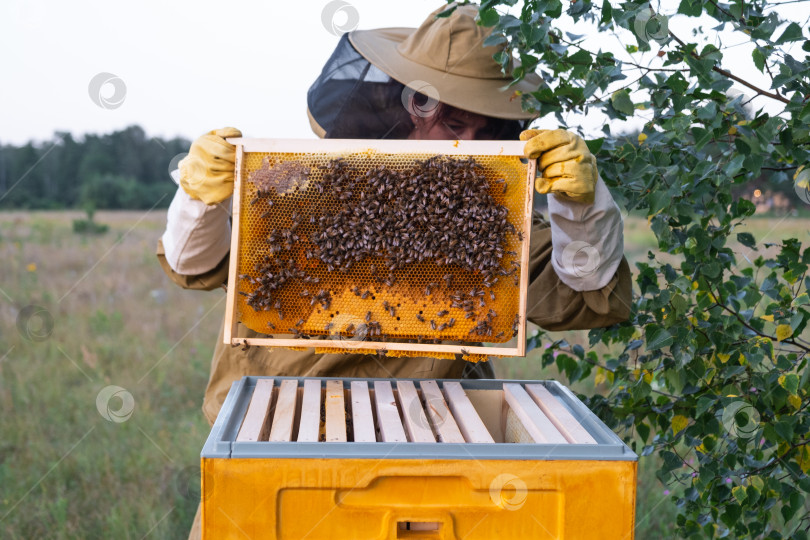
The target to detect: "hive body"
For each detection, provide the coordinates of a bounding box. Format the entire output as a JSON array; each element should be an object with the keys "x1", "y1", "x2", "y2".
[{"x1": 201, "y1": 376, "x2": 638, "y2": 539}]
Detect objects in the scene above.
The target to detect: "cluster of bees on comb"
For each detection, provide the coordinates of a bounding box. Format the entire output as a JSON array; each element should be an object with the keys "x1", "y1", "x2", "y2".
[{"x1": 238, "y1": 154, "x2": 523, "y2": 347}]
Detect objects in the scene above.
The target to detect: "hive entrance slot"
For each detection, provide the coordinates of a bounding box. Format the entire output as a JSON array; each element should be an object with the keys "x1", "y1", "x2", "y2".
[{"x1": 397, "y1": 521, "x2": 442, "y2": 537}]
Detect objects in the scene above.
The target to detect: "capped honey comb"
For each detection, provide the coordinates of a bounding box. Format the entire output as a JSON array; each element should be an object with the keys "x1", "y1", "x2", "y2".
[{"x1": 224, "y1": 139, "x2": 534, "y2": 357}]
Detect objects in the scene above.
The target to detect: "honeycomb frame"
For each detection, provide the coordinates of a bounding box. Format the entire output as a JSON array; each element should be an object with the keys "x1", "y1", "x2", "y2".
[{"x1": 223, "y1": 138, "x2": 535, "y2": 357}]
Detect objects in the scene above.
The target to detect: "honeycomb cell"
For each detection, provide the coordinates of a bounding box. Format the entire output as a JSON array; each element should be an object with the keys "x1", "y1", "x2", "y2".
[{"x1": 235, "y1": 151, "x2": 529, "y2": 346}]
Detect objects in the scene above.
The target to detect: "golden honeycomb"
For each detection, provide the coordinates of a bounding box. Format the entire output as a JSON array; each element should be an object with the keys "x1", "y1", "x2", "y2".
[{"x1": 235, "y1": 150, "x2": 528, "y2": 346}]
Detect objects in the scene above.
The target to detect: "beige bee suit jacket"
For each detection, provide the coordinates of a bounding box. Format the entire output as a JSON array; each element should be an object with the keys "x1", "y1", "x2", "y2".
[{"x1": 157, "y1": 178, "x2": 632, "y2": 426}]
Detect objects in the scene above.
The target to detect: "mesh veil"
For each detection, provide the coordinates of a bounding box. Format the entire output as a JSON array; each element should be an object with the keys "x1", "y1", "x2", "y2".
[
  {"x1": 307, "y1": 34, "x2": 526, "y2": 140},
  {"x1": 307, "y1": 34, "x2": 414, "y2": 139}
]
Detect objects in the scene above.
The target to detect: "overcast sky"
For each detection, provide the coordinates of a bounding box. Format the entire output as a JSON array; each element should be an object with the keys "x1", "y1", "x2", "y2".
[{"x1": 0, "y1": 0, "x2": 806, "y2": 146}]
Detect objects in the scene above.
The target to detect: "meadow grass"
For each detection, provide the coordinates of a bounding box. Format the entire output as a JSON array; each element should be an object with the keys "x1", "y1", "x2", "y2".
[{"x1": 0, "y1": 210, "x2": 806, "y2": 538}]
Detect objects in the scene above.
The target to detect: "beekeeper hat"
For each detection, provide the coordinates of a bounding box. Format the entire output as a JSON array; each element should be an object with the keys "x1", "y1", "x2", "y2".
[{"x1": 307, "y1": 3, "x2": 540, "y2": 138}]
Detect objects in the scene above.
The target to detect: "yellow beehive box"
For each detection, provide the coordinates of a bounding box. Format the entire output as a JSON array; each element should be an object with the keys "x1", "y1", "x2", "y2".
[{"x1": 201, "y1": 377, "x2": 637, "y2": 539}]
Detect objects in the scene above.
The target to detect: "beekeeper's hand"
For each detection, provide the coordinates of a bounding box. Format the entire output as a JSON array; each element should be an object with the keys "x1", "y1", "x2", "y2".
[
  {"x1": 520, "y1": 129, "x2": 598, "y2": 204},
  {"x1": 178, "y1": 127, "x2": 242, "y2": 205}
]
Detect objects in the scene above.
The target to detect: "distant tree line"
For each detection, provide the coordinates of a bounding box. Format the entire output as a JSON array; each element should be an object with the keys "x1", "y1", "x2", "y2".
[{"x1": 0, "y1": 126, "x2": 190, "y2": 210}]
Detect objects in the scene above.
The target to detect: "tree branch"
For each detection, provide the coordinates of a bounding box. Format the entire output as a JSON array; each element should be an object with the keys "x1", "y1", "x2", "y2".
[{"x1": 668, "y1": 32, "x2": 791, "y2": 105}]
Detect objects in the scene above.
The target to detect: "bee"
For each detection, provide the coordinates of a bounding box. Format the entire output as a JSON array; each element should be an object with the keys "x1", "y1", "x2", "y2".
[
  {"x1": 346, "y1": 323, "x2": 355, "y2": 334},
  {"x1": 267, "y1": 322, "x2": 276, "y2": 330},
  {"x1": 300, "y1": 290, "x2": 310, "y2": 298},
  {"x1": 436, "y1": 310, "x2": 448, "y2": 318},
  {"x1": 370, "y1": 264, "x2": 377, "y2": 275},
  {"x1": 324, "y1": 322, "x2": 334, "y2": 332},
  {"x1": 430, "y1": 320, "x2": 437, "y2": 331},
  {"x1": 416, "y1": 313, "x2": 425, "y2": 323},
  {"x1": 447, "y1": 318, "x2": 455, "y2": 328},
  {"x1": 295, "y1": 319, "x2": 304, "y2": 327},
  {"x1": 443, "y1": 273, "x2": 453, "y2": 287},
  {"x1": 361, "y1": 290, "x2": 371, "y2": 300},
  {"x1": 496, "y1": 331, "x2": 505, "y2": 339},
  {"x1": 489, "y1": 291, "x2": 496, "y2": 301},
  {"x1": 241, "y1": 339, "x2": 250, "y2": 351},
  {"x1": 437, "y1": 323, "x2": 447, "y2": 331},
  {"x1": 461, "y1": 348, "x2": 469, "y2": 356},
  {"x1": 366, "y1": 311, "x2": 372, "y2": 322}
]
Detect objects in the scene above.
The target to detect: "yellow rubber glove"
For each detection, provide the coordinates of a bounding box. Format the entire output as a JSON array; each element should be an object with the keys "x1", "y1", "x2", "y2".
[
  {"x1": 178, "y1": 127, "x2": 242, "y2": 205},
  {"x1": 520, "y1": 129, "x2": 598, "y2": 204}
]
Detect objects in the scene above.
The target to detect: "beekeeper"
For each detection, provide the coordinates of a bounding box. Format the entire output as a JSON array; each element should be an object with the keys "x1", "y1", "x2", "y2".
[
  {"x1": 158, "y1": 7, "x2": 630, "y2": 533},
  {"x1": 159, "y1": 2, "x2": 630, "y2": 421},
  {"x1": 159, "y1": 1, "x2": 629, "y2": 421}
]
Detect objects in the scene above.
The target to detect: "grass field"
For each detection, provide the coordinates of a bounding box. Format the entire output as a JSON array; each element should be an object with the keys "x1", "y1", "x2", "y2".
[{"x1": 0, "y1": 210, "x2": 807, "y2": 538}]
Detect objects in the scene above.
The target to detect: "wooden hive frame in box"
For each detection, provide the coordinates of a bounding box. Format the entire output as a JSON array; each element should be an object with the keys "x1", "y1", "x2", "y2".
[{"x1": 224, "y1": 139, "x2": 535, "y2": 357}]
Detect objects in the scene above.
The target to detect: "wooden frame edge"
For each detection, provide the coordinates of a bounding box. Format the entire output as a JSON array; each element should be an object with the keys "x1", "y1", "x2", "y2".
[
  {"x1": 515, "y1": 158, "x2": 536, "y2": 356},
  {"x1": 226, "y1": 336, "x2": 519, "y2": 357},
  {"x1": 225, "y1": 137, "x2": 526, "y2": 156},
  {"x1": 223, "y1": 143, "x2": 244, "y2": 345}
]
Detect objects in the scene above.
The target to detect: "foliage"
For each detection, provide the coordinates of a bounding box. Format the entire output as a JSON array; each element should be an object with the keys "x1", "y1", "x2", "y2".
[
  {"x1": 72, "y1": 207, "x2": 109, "y2": 235},
  {"x1": 455, "y1": 0, "x2": 810, "y2": 537},
  {"x1": 0, "y1": 125, "x2": 189, "y2": 210}
]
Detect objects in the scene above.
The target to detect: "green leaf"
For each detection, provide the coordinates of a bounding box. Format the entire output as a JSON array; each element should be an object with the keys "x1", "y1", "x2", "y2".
[
  {"x1": 737, "y1": 232, "x2": 756, "y2": 249},
  {"x1": 666, "y1": 72, "x2": 689, "y2": 94},
  {"x1": 435, "y1": 5, "x2": 457, "y2": 18},
  {"x1": 600, "y1": 0, "x2": 612, "y2": 24},
  {"x1": 752, "y1": 48, "x2": 766, "y2": 73},
  {"x1": 649, "y1": 191, "x2": 670, "y2": 214},
  {"x1": 775, "y1": 22, "x2": 804, "y2": 44},
  {"x1": 645, "y1": 325, "x2": 674, "y2": 350},
  {"x1": 610, "y1": 89, "x2": 634, "y2": 116},
  {"x1": 585, "y1": 138, "x2": 604, "y2": 154},
  {"x1": 478, "y1": 7, "x2": 500, "y2": 27},
  {"x1": 637, "y1": 422, "x2": 650, "y2": 442},
  {"x1": 779, "y1": 373, "x2": 800, "y2": 395},
  {"x1": 678, "y1": 0, "x2": 702, "y2": 17},
  {"x1": 696, "y1": 396, "x2": 715, "y2": 418},
  {"x1": 483, "y1": 33, "x2": 507, "y2": 47},
  {"x1": 567, "y1": 49, "x2": 592, "y2": 66},
  {"x1": 732, "y1": 485, "x2": 747, "y2": 503},
  {"x1": 774, "y1": 420, "x2": 794, "y2": 441}
]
